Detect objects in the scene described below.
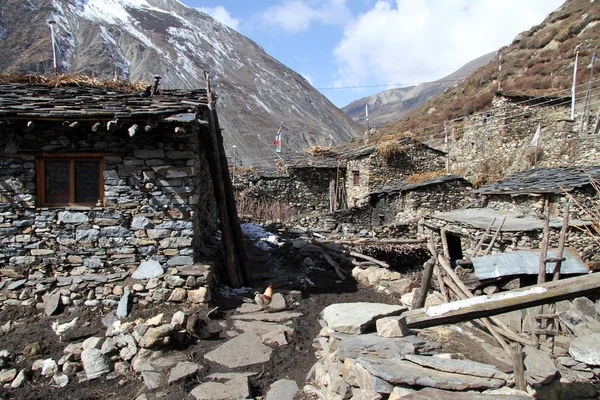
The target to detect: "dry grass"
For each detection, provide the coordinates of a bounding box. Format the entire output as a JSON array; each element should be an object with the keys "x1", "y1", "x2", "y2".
[
  {"x1": 0, "y1": 73, "x2": 149, "y2": 91},
  {"x1": 235, "y1": 191, "x2": 291, "y2": 223},
  {"x1": 405, "y1": 169, "x2": 445, "y2": 183},
  {"x1": 377, "y1": 141, "x2": 406, "y2": 161},
  {"x1": 302, "y1": 146, "x2": 337, "y2": 157}
]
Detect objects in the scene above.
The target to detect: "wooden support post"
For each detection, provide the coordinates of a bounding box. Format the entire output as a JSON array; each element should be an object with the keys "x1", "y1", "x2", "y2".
[
  {"x1": 472, "y1": 218, "x2": 496, "y2": 256},
  {"x1": 483, "y1": 217, "x2": 506, "y2": 255},
  {"x1": 535, "y1": 198, "x2": 550, "y2": 346},
  {"x1": 413, "y1": 258, "x2": 435, "y2": 310},
  {"x1": 511, "y1": 343, "x2": 527, "y2": 392}
]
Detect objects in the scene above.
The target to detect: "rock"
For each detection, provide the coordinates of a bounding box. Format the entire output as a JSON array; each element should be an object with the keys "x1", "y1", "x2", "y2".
[
  {"x1": 321, "y1": 302, "x2": 406, "y2": 334},
  {"x1": 231, "y1": 310, "x2": 303, "y2": 323},
  {"x1": 102, "y1": 312, "x2": 119, "y2": 328},
  {"x1": 142, "y1": 370, "x2": 163, "y2": 390},
  {"x1": 171, "y1": 311, "x2": 187, "y2": 329},
  {"x1": 569, "y1": 333, "x2": 600, "y2": 365},
  {"x1": 389, "y1": 386, "x2": 417, "y2": 400},
  {"x1": 10, "y1": 369, "x2": 28, "y2": 388},
  {"x1": 146, "y1": 314, "x2": 164, "y2": 326},
  {"x1": 44, "y1": 291, "x2": 60, "y2": 315},
  {"x1": 377, "y1": 316, "x2": 410, "y2": 338},
  {"x1": 354, "y1": 362, "x2": 393, "y2": 397},
  {"x1": 138, "y1": 324, "x2": 174, "y2": 348},
  {"x1": 22, "y1": 342, "x2": 41, "y2": 358},
  {"x1": 168, "y1": 288, "x2": 187, "y2": 302},
  {"x1": 116, "y1": 288, "x2": 131, "y2": 318},
  {"x1": 357, "y1": 358, "x2": 505, "y2": 390},
  {"x1": 204, "y1": 332, "x2": 272, "y2": 368},
  {"x1": 58, "y1": 211, "x2": 89, "y2": 224},
  {"x1": 41, "y1": 359, "x2": 58, "y2": 376},
  {"x1": 62, "y1": 361, "x2": 81, "y2": 377},
  {"x1": 191, "y1": 373, "x2": 251, "y2": 400},
  {"x1": 265, "y1": 379, "x2": 299, "y2": 400},
  {"x1": 83, "y1": 337, "x2": 104, "y2": 350},
  {"x1": 188, "y1": 288, "x2": 211, "y2": 303},
  {"x1": 404, "y1": 354, "x2": 509, "y2": 380},
  {"x1": 8, "y1": 279, "x2": 26, "y2": 291},
  {"x1": 118, "y1": 334, "x2": 138, "y2": 361},
  {"x1": 0, "y1": 368, "x2": 17, "y2": 383},
  {"x1": 571, "y1": 297, "x2": 598, "y2": 319},
  {"x1": 1, "y1": 320, "x2": 12, "y2": 333},
  {"x1": 53, "y1": 373, "x2": 69, "y2": 387},
  {"x1": 131, "y1": 260, "x2": 164, "y2": 280},
  {"x1": 399, "y1": 387, "x2": 532, "y2": 399},
  {"x1": 168, "y1": 361, "x2": 202, "y2": 384},
  {"x1": 81, "y1": 348, "x2": 111, "y2": 379},
  {"x1": 337, "y1": 333, "x2": 441, "y2": 360},
  {"x1": 164, "y1": 275, "x2": 185, "y2": 288},
  {"x1": 523, "y1": 345, "x2": 558, "y2": 384},
  {"x1": 236, "y1": 303, "x2": 263, "y2": 314},
  {"x1": 269, "y1": 293, "x2": 286, "y2": 311},
  {"x1": 386, "y1": 278, "x2": 419, "y2": 296}
]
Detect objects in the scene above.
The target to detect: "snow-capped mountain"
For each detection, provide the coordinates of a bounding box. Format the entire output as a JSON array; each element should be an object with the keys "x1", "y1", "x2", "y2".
[{"x1": 0, "y1": 0, "x2": 362, "y2": 169}]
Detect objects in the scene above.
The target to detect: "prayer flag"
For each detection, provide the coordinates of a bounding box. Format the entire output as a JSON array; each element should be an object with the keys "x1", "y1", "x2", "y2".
[
  {"x1": 274, "y1": 128, "x2": 282, "y2": 153},
  {"x1": 531, "y1": 122, "x2": 541, "y2": 146}
]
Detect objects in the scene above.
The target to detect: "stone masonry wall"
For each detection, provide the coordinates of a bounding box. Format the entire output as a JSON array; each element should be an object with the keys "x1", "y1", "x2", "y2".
[
  {"x1": 0, "y1": 120, "x2": 217, "y2": 273},
  {"x1": 371, "y1": 181, "x2": 475, "y2": 227},
  {"x1": 345, "y1": 144, "x2": 446, "y2": 206},
  {"x1": 236, "y1": 168, "x2": 339, "y2": 217},
  {"x1": 449, "y1": 96, "x2": 600, "y2": 179}
]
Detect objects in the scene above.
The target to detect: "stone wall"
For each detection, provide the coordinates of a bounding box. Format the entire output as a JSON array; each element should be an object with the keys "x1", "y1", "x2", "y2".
[
  {"x1": 371, "y1": 180, "x2": 475, "y2": 227},
  {"x1": 235, "y1": 168, "x2": 339, "y2": 217},
  {"x1": 345, "y1": 144, "x2": 446, "y2": 206},
  {"x1": 449, "y1": 96, "x2": 600, "y2": 179},
  {"x1": 0, "y1": 120, "x2": 217, "y2": 273}
]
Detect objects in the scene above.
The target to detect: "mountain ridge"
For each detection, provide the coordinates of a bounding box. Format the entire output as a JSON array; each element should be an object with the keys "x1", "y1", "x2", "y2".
[{"x1": 0, "y1": 0, "x2": 362, "y2": 169}]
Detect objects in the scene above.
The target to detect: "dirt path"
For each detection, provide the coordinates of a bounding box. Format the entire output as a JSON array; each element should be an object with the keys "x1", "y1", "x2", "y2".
[{"x1": 0, "y1": 226, "x2": 401, "y2": 400}]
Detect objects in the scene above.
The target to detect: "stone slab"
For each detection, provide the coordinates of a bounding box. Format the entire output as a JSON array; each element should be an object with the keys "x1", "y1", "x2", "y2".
[
  {"x1": 233, "y1": 320, "x2": 294, "y2": 336},
  {"x1": 399, "y1": 387, "x2": 532, "y2": 399},
  {"x1": 191, "y1": 374, "x2": 250, "y2": 400},
  {"x1": 231, "y1": 311, "x2": 302, "y2": 322},
  {"x1": 337, "y1": 333, "x2": 441, "y2": 360},
  {"x1": 168, "y1": 361, "x2": 202, "y2": 384},
  {"x1": 523, "y1": 345, "x2": 558, "y2": 384},
  {"x1": 322, "y1": 302, "x2": 407, "y2": 334},
  {"x1": 45, "y1": 292, "x2": 61, "y2": 316},
  {"x1": 357, "y1": 358, "x2": 505, "y2": 390},
  {"x1": 204, "y1": 332, "x2": 272, "y2": 368},
  {"x1": 569, "y1": 333, "x2": 600, "y2": 366},
  {"x1": 265, "y1": 379, "x2": 299, "y2": 400},
  {"x1": 404, "y1": 354, "x2": 510, "y2": 380},
  {"x1": 132, "y1": 260, "x2": 164, "y2": 280}
]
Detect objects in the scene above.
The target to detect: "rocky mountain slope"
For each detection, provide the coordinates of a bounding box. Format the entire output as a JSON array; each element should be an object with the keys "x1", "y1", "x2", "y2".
[
  {"x1": 342, "y1": 52, "x2": 495, "y2": 127},
  {"x1": 375, "y1": 0, "x2": 600, "y2": 142},
  {"x1": 0, "y1": 0, "x2": 362, "y2": 169}
]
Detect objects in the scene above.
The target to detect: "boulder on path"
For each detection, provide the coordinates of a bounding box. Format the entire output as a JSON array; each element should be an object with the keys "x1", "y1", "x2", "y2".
[
  {"x1": 322, "y1": 303, "x2": 406, "y2": 334},
  {"x1": 204, "y1": 332, "x2": 272, "y2": 368},
  {"x1": 569, "y1": 333, "x2": 600, "y2": 365}
]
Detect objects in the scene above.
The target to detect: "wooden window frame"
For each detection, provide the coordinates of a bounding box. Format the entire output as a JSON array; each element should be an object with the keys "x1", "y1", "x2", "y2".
[{"x1": 36, "y1": 153, "x2": 105, "y2": 207}]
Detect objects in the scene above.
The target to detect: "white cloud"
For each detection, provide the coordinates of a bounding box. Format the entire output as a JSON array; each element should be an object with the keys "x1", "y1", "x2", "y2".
[
  {"x1": 196, "y1": 6, "x2": 240, "y2": 30},
  {"x1": 261, "y1": 0, "x2": 351, "y2": 33},
  {"x1": 333, "y1": 0, "x2": 565, "y2": 87}
]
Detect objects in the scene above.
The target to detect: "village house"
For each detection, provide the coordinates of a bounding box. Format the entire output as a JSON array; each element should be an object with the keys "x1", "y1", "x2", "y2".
[
  {"x1": 0, "y1": 80, "x2": 222, "y2": 275},
  {"x1": 423, "y1": 166, "x2": 600, "y2": 268},
  {"x1": 341, "y1": 137, "x2": 447, "y2": 207},
  {"x1": 448, "y1": 90, "x2": 600, "y2": 179}
]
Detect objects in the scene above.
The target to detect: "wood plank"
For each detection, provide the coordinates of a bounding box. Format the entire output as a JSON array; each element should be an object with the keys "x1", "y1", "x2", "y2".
[{"x1": 404, "y1": 273, "x2": 600, "y2": 329}]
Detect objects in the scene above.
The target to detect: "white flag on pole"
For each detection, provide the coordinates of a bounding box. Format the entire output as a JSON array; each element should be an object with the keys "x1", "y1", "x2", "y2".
[{"x1": 531, "y1": 122, "x2": 541, "y2": 146}]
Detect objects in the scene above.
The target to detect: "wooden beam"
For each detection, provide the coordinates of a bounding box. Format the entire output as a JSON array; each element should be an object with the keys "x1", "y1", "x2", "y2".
[{"x1": 404, "y1": 273, "x2": 600, "y2": 329}]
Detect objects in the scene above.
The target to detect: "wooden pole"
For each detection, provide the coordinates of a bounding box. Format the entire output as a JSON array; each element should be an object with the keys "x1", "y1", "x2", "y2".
[
  {"x1": 472, "y1": 218, "x2": 496, "y2": 256},
  {"x1": 510, "y1": 343, "x2": 527, "y2": 392},
  {"x1": 413, "y1": 258, "x2": 435, "y2": 310},
  {"x1": 483, "y1": 217, "x2": 506, "y2": 255},
  {"x1": 204, "y1": 72, "x2": 244, "y2": 287},
  {"x1": 403, "y1": 273, "x2": 600, "y2": 329},
  {"x1": 212, "y1": 97, "x2": 251, "y2": 286}
]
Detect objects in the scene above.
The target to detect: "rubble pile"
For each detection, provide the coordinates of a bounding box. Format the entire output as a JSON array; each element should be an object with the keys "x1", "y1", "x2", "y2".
[{"x1": 304, "y1": 296, "x2": 600, "y2": 399}]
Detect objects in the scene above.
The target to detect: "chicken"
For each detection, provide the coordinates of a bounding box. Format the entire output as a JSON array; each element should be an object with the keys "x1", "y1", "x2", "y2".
[
  {"x1": 254, "y1": 284, "x2": 273, "y2": 310},
  {"x1": 51, "y1": 317, "x2": 79, "y2": 342}
]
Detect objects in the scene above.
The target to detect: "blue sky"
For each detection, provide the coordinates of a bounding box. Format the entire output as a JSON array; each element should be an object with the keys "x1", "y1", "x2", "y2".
[{"x1": 180, "y1": 0, "x2": 565, "y2": 108}]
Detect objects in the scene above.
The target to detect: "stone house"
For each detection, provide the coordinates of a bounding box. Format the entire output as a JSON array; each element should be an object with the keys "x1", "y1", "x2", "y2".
[
  {"x1": 424, "y1": 166, "x2": 600, "y2": 265},
  {"x1": 366, "y1": 174, "x2": 473, "y2": 227},
  {"x1": 448, "y1": 90, "x2": 600, "y2": 179},
  {"x1": 341, "y1": 138, "x2": 446, "y2": 207},
  {"x1": 0, "y1": 82, "x2": 219, "y2": 273}
]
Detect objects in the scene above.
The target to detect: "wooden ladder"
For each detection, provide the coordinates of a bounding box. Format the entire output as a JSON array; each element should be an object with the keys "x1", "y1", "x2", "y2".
[{"x1": 471, "y1": 217, "x2": 506, "y2": 257}]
